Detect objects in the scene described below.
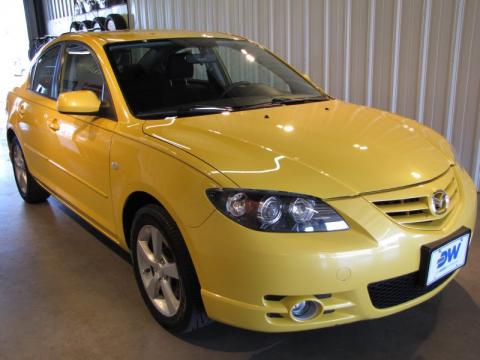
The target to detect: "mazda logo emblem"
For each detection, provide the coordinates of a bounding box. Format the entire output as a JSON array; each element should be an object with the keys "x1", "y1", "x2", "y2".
[{"x1": 430, "y1": 190, "x2": 449, "y2": 215}]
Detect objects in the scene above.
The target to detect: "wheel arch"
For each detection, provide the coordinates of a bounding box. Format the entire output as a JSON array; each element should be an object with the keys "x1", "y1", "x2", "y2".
[
  {"x1": 7, "y1": 128, "x2": 17, "y2": 146},
  {"x1": 122, "y1": 191, "x2": 162, "y2": 249},
  {"x1": 6, "y1": 128, "x2": 17, "y2": 153}
]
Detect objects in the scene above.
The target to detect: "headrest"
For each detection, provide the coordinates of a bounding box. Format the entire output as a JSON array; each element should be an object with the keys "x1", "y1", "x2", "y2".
[
  {"x1": 120, "y1": 64, "x2": 146, "y2": 78},
  {"x1": 75, "y1": 56, "x2": 102, "y2": 83},
  {"x1": 167, "y1": 53, "x2": 193, "y2": 79}
]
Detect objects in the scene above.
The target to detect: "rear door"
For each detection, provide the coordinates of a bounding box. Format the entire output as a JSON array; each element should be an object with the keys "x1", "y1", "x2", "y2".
[
  {"x1": 41, "y1": 41, "x2": 117, "y2": 237},
  {"x1": 16, "y1": 44, "x2": 62, "y2": 183}
]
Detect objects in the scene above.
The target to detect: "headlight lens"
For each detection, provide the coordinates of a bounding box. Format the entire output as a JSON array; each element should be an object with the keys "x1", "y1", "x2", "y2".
[
  {"x1": 206, "y1": 189, "x2": 349, "y2": 232},
  {"x1": 257, "y1": 196, "x2": 283, "y2": 225},
  {"x1": 289, "y1": 198, "x2": 316, "y2": 223}
]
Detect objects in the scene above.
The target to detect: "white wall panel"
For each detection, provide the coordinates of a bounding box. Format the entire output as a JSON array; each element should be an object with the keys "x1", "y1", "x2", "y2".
[{"x1": 45, "y1": 0, "x2": 475, "y2": 189}]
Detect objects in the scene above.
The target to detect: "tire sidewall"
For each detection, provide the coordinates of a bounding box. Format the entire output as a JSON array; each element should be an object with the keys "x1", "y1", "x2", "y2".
[
  {"x1": 10, "y1": 137, "x2": 49, "y2": 203},
  {"x1": 130, "y1": 205, "x2": 196, "y2": 332},
  {"x1": 106, "y1": 14, "x2": 127, "y2": 31},
  {"x1": 11, "y1": 138, "x2": 29, "y2": 200}
]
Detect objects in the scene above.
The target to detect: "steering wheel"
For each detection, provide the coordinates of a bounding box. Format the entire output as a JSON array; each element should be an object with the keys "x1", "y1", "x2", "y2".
[{"x1": 220, "y1": 81, "x2": 251, "y2": 98}]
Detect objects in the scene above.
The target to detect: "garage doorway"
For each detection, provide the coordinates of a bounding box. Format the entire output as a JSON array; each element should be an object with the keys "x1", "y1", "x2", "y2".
[
  {"x1": 0, "y1": 0, "x2": 29, "y2": 121},
  {"x1": 0, "y1": 0, "x2": 29, "y2": 175}
]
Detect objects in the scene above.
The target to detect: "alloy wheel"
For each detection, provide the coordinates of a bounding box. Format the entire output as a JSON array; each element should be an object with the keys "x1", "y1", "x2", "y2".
[
  {"x1": 136, "y1": 224, "x2": 182, "y2": 317},
  {"x1": 13, "y1": 144, "x2": 27, "y2": 194}
]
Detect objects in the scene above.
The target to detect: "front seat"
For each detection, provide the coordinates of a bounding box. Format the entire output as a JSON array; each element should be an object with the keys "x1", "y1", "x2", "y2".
[{"x1": 164, "y1": 53, "x2": 204, "y2": 106}]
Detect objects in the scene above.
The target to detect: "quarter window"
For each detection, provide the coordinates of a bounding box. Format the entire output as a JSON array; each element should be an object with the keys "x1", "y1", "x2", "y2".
[{"x1": 31, "y1": 46, "x2": 60, "y2": 98}]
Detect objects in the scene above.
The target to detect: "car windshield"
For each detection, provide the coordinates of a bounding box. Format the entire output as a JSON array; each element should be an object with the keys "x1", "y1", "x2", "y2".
[{"x1": 105, "y1": 38, "x2": 329, "y2": 118}]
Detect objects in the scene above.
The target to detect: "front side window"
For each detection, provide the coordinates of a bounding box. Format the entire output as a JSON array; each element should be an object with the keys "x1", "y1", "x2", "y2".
[
  {"x1": 60, "y1": 43, "x2": 105, "y2": 100},
  {"x1": 59, "y1": 42, "x2": 114, "y2": 119},
  {"x1": 106, "y1": 38, "x2": 327, "y2": 118},
  {"x1": 31, "y1": 46, "x2": 60, "y2": 98}
]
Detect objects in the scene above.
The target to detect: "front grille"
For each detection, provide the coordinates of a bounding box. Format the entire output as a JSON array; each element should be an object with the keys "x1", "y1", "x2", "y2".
[
  {"x1": 366, "y1": 167, "x2": 459, "y2": 229},
  {"x1": 368, "y1": 271, "x2": 451, "y2": 309}
]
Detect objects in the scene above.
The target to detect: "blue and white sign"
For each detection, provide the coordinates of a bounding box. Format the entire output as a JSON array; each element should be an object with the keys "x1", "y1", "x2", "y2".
[{"x1": 426, "y1": 233, "x2": 470, "y2": 286}]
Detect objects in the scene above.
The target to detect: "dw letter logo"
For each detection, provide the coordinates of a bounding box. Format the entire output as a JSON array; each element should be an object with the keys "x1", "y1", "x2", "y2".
[{"x1": 437, "y1": 243, "x2": 461, "y2": 269}]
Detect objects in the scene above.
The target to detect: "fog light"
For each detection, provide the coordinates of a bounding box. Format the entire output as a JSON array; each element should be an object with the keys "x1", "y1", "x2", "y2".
[
  {"x1": 292, "y1": 301, "x2": 307, "y2": 316},
  {"x1": 290, "y1": 300, "x2": 319, "y2": 321}
]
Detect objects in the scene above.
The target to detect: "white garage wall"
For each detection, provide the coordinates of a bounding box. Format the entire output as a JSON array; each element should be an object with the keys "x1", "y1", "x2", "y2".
[{"x1": 128, "y1": 0, "x2": 480, "y2": 189}]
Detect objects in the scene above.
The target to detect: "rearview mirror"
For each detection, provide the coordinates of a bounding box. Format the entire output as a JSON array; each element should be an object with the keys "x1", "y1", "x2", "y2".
[{"x1": 57, "y1": 90, "x2": 101, "y2": 115}]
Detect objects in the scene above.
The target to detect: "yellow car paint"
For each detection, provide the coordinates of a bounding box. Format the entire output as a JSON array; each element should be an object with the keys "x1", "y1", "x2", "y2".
[
  {"x1": 57, "y1": 90, "x2": 101, "y2": 114},
  {"x1": 6, "y1": 31, "x2": 477, "y2": 332}
]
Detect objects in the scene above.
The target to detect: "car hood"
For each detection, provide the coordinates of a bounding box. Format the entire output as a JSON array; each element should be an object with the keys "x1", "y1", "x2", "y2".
[{"x1": 143, "y1": 100, "x2": 453, "y2": 198}]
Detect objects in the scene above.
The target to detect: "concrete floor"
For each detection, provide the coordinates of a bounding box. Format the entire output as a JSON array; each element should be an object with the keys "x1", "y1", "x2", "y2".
[{"x1": 0, "y1": 132, "x2": 479, "y2": 360}]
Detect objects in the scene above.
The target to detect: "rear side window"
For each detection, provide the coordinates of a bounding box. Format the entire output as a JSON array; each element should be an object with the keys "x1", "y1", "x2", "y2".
[
  {"x1": 60, "y1": 43, "x2": 105, "y2": 100},
  {"x1": 31, "y1": 46, "x2": 60, "y2": 98}
]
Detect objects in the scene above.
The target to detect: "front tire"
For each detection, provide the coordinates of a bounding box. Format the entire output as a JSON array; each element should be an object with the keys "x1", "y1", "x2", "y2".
[
  {"x1": 130, "y1": 204, "x2": 210, "y2": 333},
  {"x1": 10, "y1": 138, "x2": 50, "y2": 203}
]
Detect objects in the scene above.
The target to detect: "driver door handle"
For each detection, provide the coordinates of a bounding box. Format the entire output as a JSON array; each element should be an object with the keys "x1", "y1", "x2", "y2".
[
  {"x1": 18, "y1": 102, "x2": 27, "y2": 115},
  {"x1": 47, "y1": 118, "x2": 60, "y2": 132}
]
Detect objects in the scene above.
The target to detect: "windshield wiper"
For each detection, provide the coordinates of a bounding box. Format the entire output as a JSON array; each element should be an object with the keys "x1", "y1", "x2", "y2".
[
  {"x1": 235, "y1": 95, "x2": 331, "y2": 111},
  {"x1": 270, "y1": 95, "x2": 331, "y2": 105},
  {"x1": 137, "y1": 106, "x2": 233, "y2": 119},
  {"x1": 137, "y1": 96, "x2": 331, "y2": 118}
]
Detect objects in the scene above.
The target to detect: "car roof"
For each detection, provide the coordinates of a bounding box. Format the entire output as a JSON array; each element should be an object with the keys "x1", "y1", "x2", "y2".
[{"x1": 58, "y1": 30, "x2": 246, "y2": 45}]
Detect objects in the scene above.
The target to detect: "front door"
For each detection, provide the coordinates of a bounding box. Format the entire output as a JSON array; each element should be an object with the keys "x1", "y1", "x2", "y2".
[{"x1": 43, "y1": 42, "x2": 117, "y2": 237}]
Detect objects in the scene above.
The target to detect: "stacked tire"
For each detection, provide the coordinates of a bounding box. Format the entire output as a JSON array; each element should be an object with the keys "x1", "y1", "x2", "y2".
[
  {"x1": 105, "y1": 14, "x2": 127, "y2": 31},
  {"x1": 93, "y1": 17, "x2": 107, "y2": 31},
  {"x1": 69, "y1": 14, "x2": 127, "y2": 32}
]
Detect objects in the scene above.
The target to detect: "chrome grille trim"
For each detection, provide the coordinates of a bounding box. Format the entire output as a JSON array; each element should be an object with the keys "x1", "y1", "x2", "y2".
[{"x1": 366, "y1": 168, "x2": 459, "y2": 229}]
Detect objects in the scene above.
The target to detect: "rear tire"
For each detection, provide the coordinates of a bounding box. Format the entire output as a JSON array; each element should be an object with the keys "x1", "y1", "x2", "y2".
[
  {"x1": 10, "y1": 138, "x2": 50, "y2": 204},
  {"x1": 130, "y1": 204, "x2": 210, "y2": 333}
]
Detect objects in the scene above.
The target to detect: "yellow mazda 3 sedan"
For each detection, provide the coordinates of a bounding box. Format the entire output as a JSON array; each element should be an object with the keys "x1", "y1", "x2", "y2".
[{"x1": 5, "y1": 31, "x2": 477, "y2": 333}]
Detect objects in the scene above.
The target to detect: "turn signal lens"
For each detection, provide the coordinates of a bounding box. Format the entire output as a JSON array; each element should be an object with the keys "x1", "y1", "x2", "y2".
[{"x1": 225, "y1": 192, "x2": 247, "y2": 217}]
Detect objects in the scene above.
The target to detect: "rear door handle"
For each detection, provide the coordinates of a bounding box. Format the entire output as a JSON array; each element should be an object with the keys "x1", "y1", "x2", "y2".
[{"x1": 47, "y1": 118, "x2": 60, "y2": 132}]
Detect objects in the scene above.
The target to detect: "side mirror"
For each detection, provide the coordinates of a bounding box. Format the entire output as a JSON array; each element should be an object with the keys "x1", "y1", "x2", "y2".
[{"x1": 57, "y1": 90, "x2": 101, "y2": 115}]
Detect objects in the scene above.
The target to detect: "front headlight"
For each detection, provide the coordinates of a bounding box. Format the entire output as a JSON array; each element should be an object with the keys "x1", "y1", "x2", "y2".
[{"x1": 206, "y1": 189, "x2": 349, "y2": 232}]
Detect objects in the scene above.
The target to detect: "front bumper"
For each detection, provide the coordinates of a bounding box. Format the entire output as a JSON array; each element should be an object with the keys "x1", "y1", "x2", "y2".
[{"x1": 184, "y1": 167, "x2": 477, "y2": 332}]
